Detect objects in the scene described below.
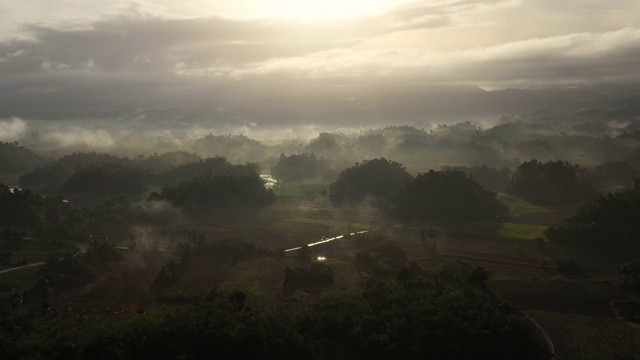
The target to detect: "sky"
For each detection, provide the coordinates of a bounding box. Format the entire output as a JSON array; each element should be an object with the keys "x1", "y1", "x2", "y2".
[{"x1": 1, "y1": 0, "x2": 639, "y2": 124}]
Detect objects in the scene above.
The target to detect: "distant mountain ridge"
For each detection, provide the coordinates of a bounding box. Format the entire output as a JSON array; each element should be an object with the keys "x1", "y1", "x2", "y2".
[{"x1": 0, "y1": 86, "x2": 638, "y2": 127}]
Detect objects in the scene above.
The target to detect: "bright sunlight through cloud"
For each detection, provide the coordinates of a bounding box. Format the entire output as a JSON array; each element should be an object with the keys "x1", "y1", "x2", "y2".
[{"x1": 245, "y1": 0, "x2": 405, "y2": 21}]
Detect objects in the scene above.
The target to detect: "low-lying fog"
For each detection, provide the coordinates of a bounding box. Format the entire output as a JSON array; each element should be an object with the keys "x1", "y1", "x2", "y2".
[{"x1": 2, "y1": 102, "x2": 639, "y2": 173}]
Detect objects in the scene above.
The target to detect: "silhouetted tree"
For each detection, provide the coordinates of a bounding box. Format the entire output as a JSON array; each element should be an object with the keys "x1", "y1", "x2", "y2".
[
  {"x1": 546, "y1": 180, "x2": 640, "y2": 261},
  {"x1": 58, "y1": 164, "x2": 151, "y2": 203},
  {"x1": 329, "y1": 158, "x2": 411, "y2": 207},
  {"x1": 0, "y1": 142, "x2": 46, "y2": 176},
  {"x1": 148, "y1": 174, "x2": 275, "y2": 218},
  {"x1": 270, "y1": 153, "x2": 329, "y2": 182},
  {"x1": 138, "y1": 151, "x2": 201, "y2": 173},
  {"x1": 590, "y1": 161, "x2": 639, "y2": 191},
  {"x1": 507, "y1": 160, "x2": 598, "y2": 206},
  {"x1": 157, "y1": 156, "x2": 258, "y2": 186},
  {"x1": 393, "y1": 170, "x2": 507, "y2": 222}
]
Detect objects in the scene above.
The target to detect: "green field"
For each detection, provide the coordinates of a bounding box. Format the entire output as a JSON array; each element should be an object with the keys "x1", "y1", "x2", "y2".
[
  {"x1": 444, "y1": 221, "x2": 547, "y2": 240},
  {"x1": 272, "y1": 178, "x2": 329, "y2": 199},
  {"x1": 497, "y1": 192, "x2": 550, "y2": 214},
  {"x1": 499, "y1": 222, "x2": 547, "y2": 240}
]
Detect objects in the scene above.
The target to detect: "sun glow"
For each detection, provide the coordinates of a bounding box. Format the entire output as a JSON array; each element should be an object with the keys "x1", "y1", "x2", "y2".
[{"x1": 247, "y1": 0, "x2": 401, "y2": 21}]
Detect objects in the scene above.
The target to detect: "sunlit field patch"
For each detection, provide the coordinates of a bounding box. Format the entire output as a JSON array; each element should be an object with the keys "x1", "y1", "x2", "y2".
[
  {"x1": 499, "y1": 223, "x2": 547, "y2": 240},
  {"x1": 497, "y1": 193, "x2": 550, "y2": 215},
  {"x1": 272, "y1": 179, "x2": 329, "y2": 199}
]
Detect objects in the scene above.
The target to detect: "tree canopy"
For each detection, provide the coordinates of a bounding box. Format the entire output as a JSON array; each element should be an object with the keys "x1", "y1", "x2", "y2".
[
  {"x1": 138, "y1": 151, "x2": 201, "y2": 173},
  {"x1": 193, "y1": 134, "x2": 267, "y2": 163},
  {"x1": 0, "y1": 184, "x2": 70, "y2": 234},
  {"x1": 270, "y1": 153, "x2": 329, "y2": 182},
  {"x1": 148, "y1": 174, "x2": 275, "y2": 218},
  {"x1": 296, "y1": 265, "x2": 550, "y2": 360},
  {"x1": 546, "y1": 180, "x2": 640, "y2": 260},
  {"x1": 0, "y1": 142, "x2": 46, "y2": 177},
  {"x1": 590, "y1": 161, "x2": 639, "y2": 191},
  {"x1": 19, "y1": 151, "x2": 135, "y2": 193},
  {"x1": 393, "y1": 170, "x2": 507, "y2": 222},
  {"x1": 441, "y1": 165, "x2": 511, "y2": 192},
  {"x1": 329, "y1": 158, "x2": 411, "y2": 207},
  {"x1": 0, "y1": 263, "x2": 551, "y2": 360},
  {"x1": 157, "y1": 157, "x2": 258, "y2": 186},
  {"x1": 507, "y1": 160, "x2": 598, "y2": 206},
  {"x1": 58, "y1": 164, "x2": 151, "y2": 203}
]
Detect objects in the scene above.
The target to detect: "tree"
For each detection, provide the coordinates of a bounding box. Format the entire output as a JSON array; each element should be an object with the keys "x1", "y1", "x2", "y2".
[
  {"x1": 590, "y1": 161, "x2": 639, "y2": 191},
  {"x1": 283, "y1": 263, "x2": 334, "y2": 291},
  {"x1": 19, "y1": 167, "x2": 59, "y2": 193},
  {"x1": 138, "y1": 151, "x2": 201, "y2": 173},
  {"x1": 157, "y1": 156, "x2": 257, "y2": 186},
  {"x1": 329, "y1": 158, "x2": 412, "y2": 207},
  {"x1": 0, "y1": 142, "x2": 46, "y2": 176},
  {"x1": 297, "y1": 265, "x2": 552, "y2": 360},
  {"x1": 58, "y1": 164, "x2": 151, "y2": 203},
  {"x1": 392, "y1": 170, "x2": 507, "y2": 222},
  {"x1": 305, "y1": 133, "x2": 344, "y2": 156},
  {"x1": 193, "y1": 134, "x2": 267, "y2": 163},
  {"x1": 546, "y1": 180, "x2": 640, "y2": 261},
  {"x1": 441, "y1": 164, "x2": 511, "y2": 192},
  {"x1": 270, "y1": 153, "x2": 329, "y2": 182},
  {"x1": 507, "y1": 160, "x2": 598, "y2": 206},
  {"x1": 148, "y1": 174, "x2": 275, "y2": 219}
]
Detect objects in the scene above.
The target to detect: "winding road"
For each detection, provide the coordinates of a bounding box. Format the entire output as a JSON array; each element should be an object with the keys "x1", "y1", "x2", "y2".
[{"x1": 284, "y1": 226, "x2": 397, "y2": 252}]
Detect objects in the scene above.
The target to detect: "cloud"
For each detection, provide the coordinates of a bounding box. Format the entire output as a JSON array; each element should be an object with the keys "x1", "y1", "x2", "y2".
[
  {"x1": 231, "y1": 27, "x2": 640, "y2": 87},
  {"x1": 0, "y1": 1, "x2": 634, "y2": 80},
  {"x1": 0, "y1": 1, "x2": 519, "y2": 77},
  {"x1": 0, "y1": 117, "x2": 28, "y2": 141},
  {"x1": 0, "y1": 17, "x2": 362, "y2": 75},
  {"x1": 40, "y1": 126, "x2": 116, "y2": 148},
  {"x1": 0, "y1": 0, "x2": 638, "y2": 122}
]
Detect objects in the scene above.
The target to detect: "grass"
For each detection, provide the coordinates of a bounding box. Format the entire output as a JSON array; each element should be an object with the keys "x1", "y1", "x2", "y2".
[
  {"x1": 0, "y1": 266, "x2": 40, "y2": 292},
  {"x1": 499, "y1": 222, "x2": 547, "y2": 240},
  {"x1": 443, "y1": 221, "x2": 502, "y2": 237},
  {"x1": 444, "y1": 221, "x2": 547, "y2": 241},
  {"x1": 528, "y1": 310, "x2": 640, "y2": 360},
  {"x1": 497, "y1": 193, "x2": 550, "y2": 214},
  {"x1": 273, "y1": 179, "x2": 329, "y2": 199}
]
